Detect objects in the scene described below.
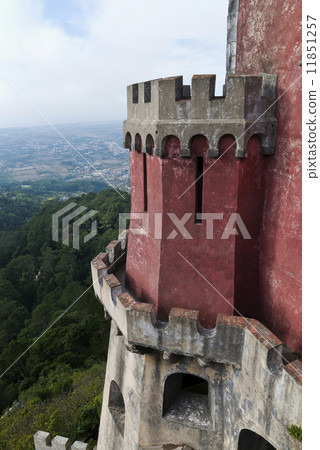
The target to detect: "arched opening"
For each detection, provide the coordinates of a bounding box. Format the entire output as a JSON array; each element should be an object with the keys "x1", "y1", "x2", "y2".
[
  {"x1": 108, "y1": 380, "x2": 125, "y2": 437},
  {"x1": 246, "y1": 133, "x2": 262, "y2": 154},
  {"x1": 145, "y1": 134, "x2": 154, "y2": 154},
  {"x1": 238, "y1": 429, "x2": 276, "y2": 450},
  {"x1": 162, "y1": 135, "x2": 180, "y2": 158},
  {"x1": 125, "y1": 132, "x2": 132, "y2": 150},
  {"x1": 135, "y1": 133, "x2": 142, "y2": 152},
  {"x1": 189, "y1": 134, "x2": 209, "y2": 156},
  {"x1": 162, "y1": 373, "x2": 212, "y2": 429},
  {"x1": 218, "y1": 133, "x2": 237, "y2": 157}
]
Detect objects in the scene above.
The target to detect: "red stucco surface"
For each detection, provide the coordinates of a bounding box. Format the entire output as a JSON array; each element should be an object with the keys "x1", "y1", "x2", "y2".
[
  {"x1": 126, "y1": 135, "x2": 267, "y2": 329},
  {"x1": 125, "y1": 0, "x2": 301, "y2": 352},
  {"x1": 236, "y1": 0, "x2": 302, "y2": 352}
]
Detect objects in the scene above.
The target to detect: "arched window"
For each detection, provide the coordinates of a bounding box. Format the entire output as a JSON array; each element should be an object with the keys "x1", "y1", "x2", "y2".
[
  {"x1": 246, "y1": 134, "x2": 262, "y2": 154},
  {"x1": 108, "y1": 380, "x2": 125, "y2": 437},
  {"x1": 218, "y1": 133, "x2": 237, "y2": 157},
  {"x1": 238, "y1": 429, "x2": 276, "y2": 450},
  {"x1": 162, "y1": 373, "x2": 212, "y2": 429},
  {"x1": 135, "y1": 134, "x2": 142, "y2": 152},
  {"x1": 125, "y1": 132, "x2": 132, "y2": 150},
  {"x1": 145, "y1": 134, "x2": 154, "y2": 154},
  {"x1": 161, "y1": 135, "x2": 180, "y2": 158}
]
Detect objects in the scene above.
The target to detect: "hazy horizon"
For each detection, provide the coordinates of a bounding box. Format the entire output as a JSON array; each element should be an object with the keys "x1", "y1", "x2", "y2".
[{"x1": 0, "y1": 0, "x2": 228, "y2": 128}]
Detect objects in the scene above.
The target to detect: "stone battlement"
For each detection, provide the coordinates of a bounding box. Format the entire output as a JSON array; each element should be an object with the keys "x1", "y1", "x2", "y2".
[
  {"x1": 124, "y1": 73, "x2": 277, "y2": 158},
  {"x1": 91, "y1": 249, "x2": 301, "y2": 382},
  {"x1": 91, "y1": 229, "x2": 128, "y2": 279},
  {"x1": 33, "y1": 431, "x2": 91, "y2": 450}
]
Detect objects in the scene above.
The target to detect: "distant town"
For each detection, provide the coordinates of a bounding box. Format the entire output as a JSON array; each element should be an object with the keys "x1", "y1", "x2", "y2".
[{"x1": 0, "y1": 121, "x2": 130, "y2": 191}]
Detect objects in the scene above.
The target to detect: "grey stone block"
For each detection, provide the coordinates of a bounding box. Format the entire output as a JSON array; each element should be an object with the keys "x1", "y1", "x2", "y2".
[
  {"x1": 71, "y1": 442, "x2": 88, "y2": 450},
  {"x1": 52, "y1": 435, "x2": 70, "y2": 449}
]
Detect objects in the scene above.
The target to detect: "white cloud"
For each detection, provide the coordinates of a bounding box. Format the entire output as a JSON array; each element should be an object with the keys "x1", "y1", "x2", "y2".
[{"x1": 0, "y1": 0, "x2": 228, "y2": 128}]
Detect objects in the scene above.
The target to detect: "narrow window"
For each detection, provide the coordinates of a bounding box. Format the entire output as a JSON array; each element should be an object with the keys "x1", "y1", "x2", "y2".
[
  {"x1": 132, "y1": 84, "x2": 139, "y2": 103},
  {"x1": 143, "y1": 153, "x2": 148, "y2": 211},
  {"x1": 144, "y1": 81, "x2": 151, "y2": 103},
  {"x1": 108, "y1": 380, "x2": 125, "y2": 437},
  {"x1": 124, "y1": 132, "x2": 132, "y2": 150},
  {"x1": 195, "y1": 157, "x2": 203, "y2": 223}
]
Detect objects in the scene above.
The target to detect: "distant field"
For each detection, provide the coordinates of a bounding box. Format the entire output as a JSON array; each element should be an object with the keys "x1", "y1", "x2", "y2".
[{"x1": 0, "y1": 121, "x2": 130, "y2": 189}]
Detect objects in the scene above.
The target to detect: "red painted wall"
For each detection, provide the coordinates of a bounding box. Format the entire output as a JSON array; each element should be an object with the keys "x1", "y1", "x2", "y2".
[
  {"x1": 234, "y1": 136, "x2": 266, "y2": 319},
  {"x1": 236, "y1": 0, "x2": 302, "y2": 352},
  {"x1": 125, "y1": 148, "x2": 163, "y2": 305},
  {"x1": 125, "y1": 0, "x2": 301, "y2": 351},
  {"x1": 126, "y1": 135, "x2": 267, "y2": 329},
  {"x1": 157, "y1": 135, "x2": 236, "y2": 328}
]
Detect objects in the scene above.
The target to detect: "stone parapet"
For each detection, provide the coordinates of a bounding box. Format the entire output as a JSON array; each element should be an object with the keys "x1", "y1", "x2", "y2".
[
  {"x1": 124, "y1": 73, "x2": 277, "y2": 158},
  {"x1": 91, "y1": 229, "x2": 128, "y2": 291},
  {"x1": 98, "y1": 321, "x2": 301, "y2": 450},
  {"x1": 91, "y1": 259, "x2": 301, "y2": 383},
  {"x1": 33, "y1": 431, "x2": 92, "y2": 450}
]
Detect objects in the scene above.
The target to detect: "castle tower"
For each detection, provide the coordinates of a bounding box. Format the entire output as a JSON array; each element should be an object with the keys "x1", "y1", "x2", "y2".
[
  {"x1": 89, "y1": 1, "x2": 302, "y2": 449},
  {"x1": 33, "y1": 1, "x2": 302, "y2": 448},
  {"x1": 123, "y1": 73, "x2": 277, "y2": 329},
  {"x1": 90, "y1": 71, "x2": 301, "y2": 449}
]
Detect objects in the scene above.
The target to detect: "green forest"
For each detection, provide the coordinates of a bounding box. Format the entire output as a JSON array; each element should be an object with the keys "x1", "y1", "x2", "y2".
[{"x1": 0, "y1": 183, "x2": 130, "y2": 449}]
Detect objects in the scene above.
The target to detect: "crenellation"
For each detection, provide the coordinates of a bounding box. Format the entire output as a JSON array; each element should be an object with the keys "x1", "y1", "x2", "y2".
[
  {"x1": 97, "y1": 318, "x2": 301, "y2": 450},
  {"x1": 105, "y1": 239, "x2": 122, "y2": 264},
  {"x1": 71, "y1": 442, "x2": 89, "y2": 450},
  {"x1": 34, "y1": 431, "x2": 51, "y2": 449},
  {"x1": 33, "y1": 432, "x2": 89, "y2": 450},
  {"x1": 91, "y1": 260, "x2": 300, "y2": 381},
  {"x1": 118, "y1": 229, "x2": 129, "y2": 250},
  {"x1": 52, "y1": 435, "x2": 70, "y2": 450},
  {"x1": 126, "y1": 74, "x2": 276, "y2": 118},
  {"x1": 124, "y1": 73, "x2": 277, "y2": 158}
]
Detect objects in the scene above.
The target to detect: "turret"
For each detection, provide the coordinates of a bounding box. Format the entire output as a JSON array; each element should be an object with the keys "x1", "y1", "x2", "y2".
[
  {"x1": 123, "y1": 73, "x2": 277, "y2": 327},
  {"x1": 124, "y1": 73, "x2": 277, "y2": 158}
]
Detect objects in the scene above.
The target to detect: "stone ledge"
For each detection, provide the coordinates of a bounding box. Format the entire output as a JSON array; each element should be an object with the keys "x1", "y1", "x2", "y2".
[
  {"x1": 91, "y1": 264, "x2": 300, "y2": 378},
  {"x1": 284, "y1": 360, "x2": 302, "y2": 384}
]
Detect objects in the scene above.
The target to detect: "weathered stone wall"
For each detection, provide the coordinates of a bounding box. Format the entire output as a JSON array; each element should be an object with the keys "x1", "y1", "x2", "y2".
[
  {"x1": 234, "y1": 0, "x2": 302, "y2": 352},
  {"x1": 91, "y1": 259, "x2": 302, "y2": 448},
  {"x1": 97, "y1": 318, "x2": 301, "y2": 450},
  {"x1": 92, "y1": 260, "x2": 287, "y2": 368},
  {"x1": 97, "y1": 321, "x2": 145, "y2": 450}
]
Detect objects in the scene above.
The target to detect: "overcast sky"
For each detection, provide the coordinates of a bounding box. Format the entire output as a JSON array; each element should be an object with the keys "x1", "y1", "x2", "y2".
[{"x1": 0, "y1": 0, "x2": 228, "y2": 128}]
